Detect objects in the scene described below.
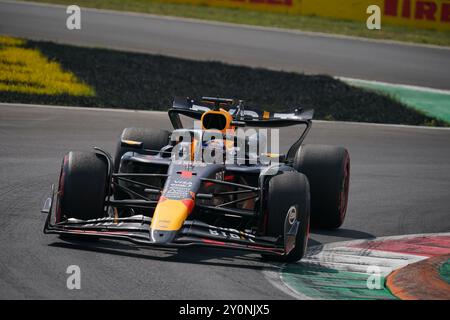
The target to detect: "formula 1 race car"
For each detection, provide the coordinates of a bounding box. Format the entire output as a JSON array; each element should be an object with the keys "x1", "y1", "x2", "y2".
[{"x1": 41, "y1": 97, "x2": 350, "y2": 262}]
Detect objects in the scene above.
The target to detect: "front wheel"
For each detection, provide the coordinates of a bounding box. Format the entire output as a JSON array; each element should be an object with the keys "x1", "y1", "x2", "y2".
[
  {"x1": 56, "y1": 151, "x2": 108, "y2": 223},
  {"x1": 261, "y1": 171, "x2": 310, "y2": 263}
]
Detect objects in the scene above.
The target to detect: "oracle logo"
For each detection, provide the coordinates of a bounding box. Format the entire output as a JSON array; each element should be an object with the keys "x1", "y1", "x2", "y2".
[{"x1": 385, "y1": 0, "x2": 450, "y2": 22}]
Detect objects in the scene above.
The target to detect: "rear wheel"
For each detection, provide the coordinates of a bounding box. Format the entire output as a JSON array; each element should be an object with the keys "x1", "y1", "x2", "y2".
[
  {"x1": 113, "y1": 128, "x2": 171, "y2": 216},
  {"x1": 293, "y1": 145, "x2": 350, "y2": 229},
  {"x1": 261, "y1": 171, "x2": 310, "y2": 263},
  {"x1": 56, "y1": 151, "x2": 108, "y2": 223}
]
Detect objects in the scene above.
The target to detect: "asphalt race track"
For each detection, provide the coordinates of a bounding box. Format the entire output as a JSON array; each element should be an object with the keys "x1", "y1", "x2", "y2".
[
  {"x1": 1, "y1": 0, "x2": 450, "y2": 300},
  {"x1": 0, "y1": 103, "x2": 449, "y2": 299},
  {"x1": 1, "y1": 1, "x2": 450, "y2": 89}
]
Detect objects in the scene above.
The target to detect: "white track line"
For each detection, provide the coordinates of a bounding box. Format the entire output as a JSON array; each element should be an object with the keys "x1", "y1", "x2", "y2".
[
  {"x1": 263, "y1": 267, "x2": 312, "y2": 300},
  {"x1": 0, "y1": 102, "x2": 166, "y2": 115},
  {"x1": 1, "y1": 102, "x2": 450, "y2": 131},
  {"x1": 319, "y1": 232, "x2": 450, "y2": 248},
  {"x1": 339, "y1": 77, "x2": 450, "y2": 95},
  {"x1": 303, "y1": 247, "x2": 424, "y2": 275}
]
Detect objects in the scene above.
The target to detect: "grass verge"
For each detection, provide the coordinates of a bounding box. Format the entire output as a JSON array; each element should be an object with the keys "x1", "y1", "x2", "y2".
[
  {"x1": 23, "y1": 0, "x2": 450, "y2": 47},
  {"x1": 0, "y1": 36, "x2": 446, "y2": 127}
]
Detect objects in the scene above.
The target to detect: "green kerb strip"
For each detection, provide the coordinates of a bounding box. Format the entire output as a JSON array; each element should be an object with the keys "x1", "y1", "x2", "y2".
[
  {"x1": 281, "y1": 264, "x2": 397, "y2": 300},
  {"x1": 439, "y1": 259, "x2": 450, "y2": 284},
  {"x1": 344, "y1": 79, "x2": 450, "y2": 124}
]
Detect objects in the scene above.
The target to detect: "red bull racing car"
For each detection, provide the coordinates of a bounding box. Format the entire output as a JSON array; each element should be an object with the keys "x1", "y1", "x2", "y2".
[{"x1": 41, "y1": 97, "x2": 350, "y2": 262}]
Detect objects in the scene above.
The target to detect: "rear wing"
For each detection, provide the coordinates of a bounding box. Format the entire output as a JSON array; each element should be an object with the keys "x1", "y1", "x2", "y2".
[
  {"x1": 168, "y1": 96, "x2": 313, "y2": 129},
  {"x1": 168, "y1": 97, "x2": 312, "y2": 161}
]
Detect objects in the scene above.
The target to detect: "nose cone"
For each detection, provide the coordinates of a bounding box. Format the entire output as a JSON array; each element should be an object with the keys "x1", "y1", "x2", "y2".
[
  {"x1": 150, "y1": 198, "x2": 194, "y2": 243},
  {"x1": 150, "y1": 229, "x2": 178, "y2": 244}
]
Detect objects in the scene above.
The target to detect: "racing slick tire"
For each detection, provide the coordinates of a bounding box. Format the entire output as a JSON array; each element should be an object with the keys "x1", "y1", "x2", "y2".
[
  {"x1": 56, "y1": 151, "x2": 108, "y2": 223},
  {"x1": 114, "y1": 127, "x2": 171, "y2": 172},
  {"x1": 293, "y1": 145, "x2": 350, "y2": 229},
  {"x1": 261, "y1": 171, "x2": 310, "y2": 263}
]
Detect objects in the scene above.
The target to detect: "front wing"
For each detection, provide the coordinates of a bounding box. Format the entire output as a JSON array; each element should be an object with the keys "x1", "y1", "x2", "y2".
[{"x1": 41, "y1": 187, "x2": 292, "y2": 256}]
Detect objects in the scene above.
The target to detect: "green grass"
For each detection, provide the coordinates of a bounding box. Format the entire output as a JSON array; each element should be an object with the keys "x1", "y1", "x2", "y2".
[
  {"x1": 0, "y1": 36, "x2": 446, "y2": 127},
  {"x1": 23, "y1": 0, "x2": 450, "y2": 47}
]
